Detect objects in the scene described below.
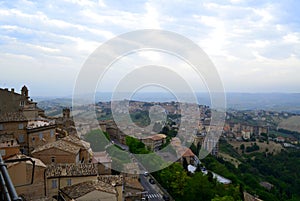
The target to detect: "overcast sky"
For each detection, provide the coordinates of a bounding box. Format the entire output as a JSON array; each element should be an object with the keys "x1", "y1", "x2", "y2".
[{"x1": 0, "y1": 0, "x2": 300, "y2": 96}]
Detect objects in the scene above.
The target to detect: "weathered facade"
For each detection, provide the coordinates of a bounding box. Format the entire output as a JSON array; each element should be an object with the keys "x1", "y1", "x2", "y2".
[
  {"x1": 0, "y1": 86, "x2": 45, "y2": 120},
  {"x1": 55, "y1": 108, "x2": 77, "y2": 136},
  {"x1": 0, "y1": 135, "x2": 20, "y2": 159},
  {"x1": 31, "y1": 140, "x2": 81, "y2": 164},
  {"x1": 45, "y1": 163, "x2": 98, "y2": 198},
  {"x1": 27, "y1": 120, "x2": 56, "y2": 153},
  {"x1": 61, "y1": 135, "x2": 93, "y2": 163},
  {"x1": 141, "y1": 134, "x2": 167, "y2": 151},
  {"x1": 0, "y1": 112, "x2": 28, "y2": 154},
  {"x1": 92, "y1": 151, "x2": 112, "y2": 175},
  {"x1": 6, "y1": 154, "x2": 47, "y2": 200}
]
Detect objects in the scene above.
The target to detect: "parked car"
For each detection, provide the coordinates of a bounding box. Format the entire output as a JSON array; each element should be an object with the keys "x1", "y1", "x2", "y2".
[
  {"x1": 143, "y1": 171, "x2": 149, "y2": 177},
  {"x1": 162, "y1": 195, "x2": 170, "y2": 201},
  {"x1": 149, "y1": 178, "x2": 155, "y2": 184}
]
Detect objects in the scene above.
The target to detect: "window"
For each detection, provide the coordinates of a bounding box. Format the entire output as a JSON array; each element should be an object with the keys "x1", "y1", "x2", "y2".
[
  {"x1": 20, "y1": 101, "x2": 24, "y2": 106},
  {"x1": 51, "y1": 157, "x2": 55, "y2": 163},
  {"x1": 67, "y1": 179, "x2": 72, "y2": 186},
  {"x1": 18, "y1": 124, "x2": 24, "y2": 130},
  {"x1": 32, "y1": 137, "x2": 35, "y2": 142},
  {"x1": 51, "y1": 179, "x2": 57, "y2": 189},
  {"x1": 50, "y1": 130, "x2": 54, "y2": 138},
  {"x1": 18, "y1": 134, "x2": 24, "y2": 143},
  {"x1": 39, "y1": 132, "x2": 43, "y2": 140},
  {"x1": 0, "y1": 124, "x2": 3, "y2": 130}
]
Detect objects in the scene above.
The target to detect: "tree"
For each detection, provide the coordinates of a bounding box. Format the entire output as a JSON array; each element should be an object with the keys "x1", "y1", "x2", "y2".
[
  {"x1": 161, "y1": 126, "x2": 169, "y2": 134},
  {"x1": 183, "y1": 172, "x2": 214, "y2": 201},
  {"x1": 159, "y1": 163, "x2": 189, "y2": 200},
  {"x1": 240, "y1": 144, "x2": 245, "y2": 151},
  {"x1": 190, "y1": 143, "x2": 198, "y2": 155},
  {"x1": 125, "y1": 136, "x2": 149, "y2": 154}
]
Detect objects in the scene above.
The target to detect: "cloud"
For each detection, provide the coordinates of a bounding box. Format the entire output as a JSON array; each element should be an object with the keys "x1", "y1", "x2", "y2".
[{"x1": 0, "y1": 0, "x2": 299, "y2": 95}]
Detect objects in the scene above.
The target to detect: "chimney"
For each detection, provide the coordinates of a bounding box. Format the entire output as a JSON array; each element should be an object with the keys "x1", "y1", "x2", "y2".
[{"x1": 11, "y1": 88, "x2": 14, "y2": 93}]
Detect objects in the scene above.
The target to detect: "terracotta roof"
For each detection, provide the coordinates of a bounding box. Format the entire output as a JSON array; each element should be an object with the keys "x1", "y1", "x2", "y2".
[
  {"x1": 123, "y1": 162, "x2": 139, "y2": 174},
  {"x1": 0, "y1": 112, "x2": 27, "y2": 123},
  {"x1": 60, "y1": 180, "x2": 117, "y2": 199},
  {"x1": 98, "y1": 175, "x2": 123, "y2": 186},
  {"x1": 182, "y1": 148, "x2": 195, "y2": 157},
  {"x1": 31, "y1": 140, "x2": 80, "y2": 155},
  {"x1": 145, "y1": 134, "x2": 166, "y2": 141},
  {"x1": 125, "y1": 176, "x2": 144, "y2": 191},
  {"x1": 45, "y1": 163, "x2": 97, "y2": 178},
  {"x1": 170, "y1": 138, "x2": 195, "y2": 158},
  {"x1": 92, "y1": 151, "x2": 112, "y2": 163},
  {"x1": 61, "y1": 135, "x2": 91, "y2": 150}
]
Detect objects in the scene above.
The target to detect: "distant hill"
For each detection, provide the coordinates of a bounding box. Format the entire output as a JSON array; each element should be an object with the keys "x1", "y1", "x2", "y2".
[
  {"x1": 226, "y1": 93, "x2": 300, "y2": 113},
  {"x1": 279, "y1": 116, "x2": 300, "y2": 133},
  {"x1": 35, "y1": 92, "x2": 300, "y2": 114}
]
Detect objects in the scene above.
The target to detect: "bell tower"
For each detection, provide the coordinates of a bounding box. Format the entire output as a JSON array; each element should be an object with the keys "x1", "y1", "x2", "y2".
[{"x1": 21, "y1": 85, "x2": 29, "y2": 98}]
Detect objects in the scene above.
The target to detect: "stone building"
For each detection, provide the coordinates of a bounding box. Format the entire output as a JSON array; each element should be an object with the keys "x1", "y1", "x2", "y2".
[
  {"x1": 6, "y1": 154, "x2": 47, "y2": 200},
  {"x1": 0, "y1": 86, "x2": 57, "y2": 155},
  {"x1": 59, "y1": 180, "x2": 118, "y2": 201},
  {"x1": 59, "y1": 175, "x2": 126, "y2": 201},
  {"x1": 194, "y1": 133, "x2": 219, "y2": 156},
  {"x1": 31, "y1": 140, "x2": 81, "y2": 164},
  {"x1": 61, "y1": 135, "x2": 93, "y2": 163},
  {"x1": 0, "y1": 112, "x2": 28, "y2": 154},
  {"x1": 26, "y1": 120, "x2": 56, "y2": 153},
  {"x1": 98, "y1": 175, "x2": 124, "y2": 201},
  {"x1": 171, "y1": 137, "x2": 197, "y2": 165},
  {"x1": 181, "y1": 148, "x2": 196, "y2": 165},
  {"x1": 0, "y1": 135, "x2": 20, "y2": 159},
  {"x1": 106, "y1": 121, "x2": 127, "y2": 144},
  {"x1": 141, "y1": 134, "x2": 167, "y2": 151},
  {"x1": 202, "y1": 136, "x2": 219, "y2": 156},
  {"x1": 0, "y1": 112, "x2": 57, "y2": 155},
  {"x1": 0, "y1": 86, "x2": 45, "y2": 120},
  {"x1": 45, "y1": 163, "x2": 98, "y2": 198},
  {"x1": 92, "y1": 151, "x2": 112, "y2": 175},
  {"x1": 124, "y1": 176, "x2": 144, "y2": 201},
  {"x1": 55, "y1": 108, "x2": 76, "y2": 136},
  {"x1": 31, "y1": 136, "x2": 92, "y2": 165}
]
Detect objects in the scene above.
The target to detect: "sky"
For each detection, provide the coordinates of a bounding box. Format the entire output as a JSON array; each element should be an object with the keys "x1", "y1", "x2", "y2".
[{"x1": 0, "y1": 0, "x2": 300, "y2": 97}]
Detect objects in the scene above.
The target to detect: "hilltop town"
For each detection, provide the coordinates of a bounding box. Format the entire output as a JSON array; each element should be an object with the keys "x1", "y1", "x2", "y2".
[{"x1": 1, "y1": 86, "x2": 300, "y2": 201}]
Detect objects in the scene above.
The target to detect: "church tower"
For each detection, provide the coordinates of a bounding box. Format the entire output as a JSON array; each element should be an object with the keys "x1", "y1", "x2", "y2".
[{"x1": 21, "y1": 85, "x2": 29, "y2": 98}]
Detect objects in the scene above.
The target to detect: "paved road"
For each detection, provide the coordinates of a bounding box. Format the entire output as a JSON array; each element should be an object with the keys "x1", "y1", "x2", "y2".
[
  {"x1": 108, "y1": 140, "x2": 167, "y2": 200},
  {"x1": 139, "y1": 174, "x2": 164, "y2": 201},
  {"x1": 111, "y1": 140, "x2": 129, "y2": 151}
]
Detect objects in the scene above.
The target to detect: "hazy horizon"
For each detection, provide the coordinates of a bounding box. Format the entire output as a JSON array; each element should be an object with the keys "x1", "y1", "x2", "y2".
[{"x1": 1, "y1": 0, "x2": 300, "y2": 97}]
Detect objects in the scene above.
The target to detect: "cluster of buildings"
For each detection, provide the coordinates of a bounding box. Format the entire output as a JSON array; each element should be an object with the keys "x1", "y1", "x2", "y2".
[
  {"x1": 0, "y1": 86, "x2": 145, "y2": 201},
  {"x1": 223, "y1": 122, "x2": 268, "y2": 141},
  {"x1": 98, "y1": 100, "x2": 218, "y2": 159}
]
